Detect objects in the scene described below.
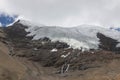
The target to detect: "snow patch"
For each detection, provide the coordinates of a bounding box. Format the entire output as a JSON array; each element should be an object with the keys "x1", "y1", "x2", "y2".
[
  {"x1": 33, "y1": 48, "x2": 38, "y2": 51},
  {"x1": 52, "y1": 38, "x2": 90, "y2": 50},
  {"x1": 51, "y1": 48, "x2": 58, "y2": 52},
  {"x1": 116, "y1": 43, "x2": 120, "y2": 47},
  {"x1": 61, "y1": 52, "x2": 71, "y2": 58}
]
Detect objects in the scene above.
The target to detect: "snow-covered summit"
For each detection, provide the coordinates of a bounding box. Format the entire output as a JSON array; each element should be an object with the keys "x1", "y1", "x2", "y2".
[{"x1": 17, "y1": 20, "x2": 120, "y2": 51}]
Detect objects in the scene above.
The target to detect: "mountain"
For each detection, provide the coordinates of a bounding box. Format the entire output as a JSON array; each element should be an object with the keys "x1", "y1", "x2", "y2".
[
  {"x1": 12, "y1": 20, "x2": 120, "y2": 51},
  {"x1": 1, "y1": 19, "x2": 120, "y2": 80}
]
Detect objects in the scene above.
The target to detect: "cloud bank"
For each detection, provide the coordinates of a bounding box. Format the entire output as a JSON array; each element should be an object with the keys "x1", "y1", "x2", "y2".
[{"x1": 0, "y1": 0, "x2": 120, "y2": 27}]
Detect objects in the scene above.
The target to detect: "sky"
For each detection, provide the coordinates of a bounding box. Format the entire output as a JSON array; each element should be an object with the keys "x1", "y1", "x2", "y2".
[
  {"x1": 0, "y1": 0, "x2": 120, "y2": 27},
  {"x1": 0, "y1": 22, "x2": 1, "y2": 27},
  {"x1": 0, "y1": 12, "x2": 17, "y2": 26}
]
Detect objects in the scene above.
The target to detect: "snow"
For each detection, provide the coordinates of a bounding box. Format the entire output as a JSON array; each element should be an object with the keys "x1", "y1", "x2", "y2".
[
  {"x1": 51, "y1": 48, "x2": 58, "y2": 52},
  {"x1": 61, "y1": 52, "x2": 71, "y2": 58},
  {"x1": 6, "y1": 16, "x2": 28, "y2": 27},
  {"x1": 19, "y1": 19, "x2": 44, "y2": 28},
  {"x1": 116, "y1": 43, "x2": 120, "y2": 47},
  {"x1": 18, "y1": 20, "x2": 120, "y2": 50},
  {"x1": 33, "y1": 48, "x2": 38, "y2": 51},
  {"x1": 52, "y1": 38, "x2": 90, "y2": 50}
]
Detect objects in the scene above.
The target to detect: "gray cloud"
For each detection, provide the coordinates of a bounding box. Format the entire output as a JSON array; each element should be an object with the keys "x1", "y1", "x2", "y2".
[{"x1": 0, "y1": 0, "x2": 120, "y2": 27}]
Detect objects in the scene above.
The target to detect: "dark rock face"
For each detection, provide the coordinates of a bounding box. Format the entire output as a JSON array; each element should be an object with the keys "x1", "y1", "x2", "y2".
[
  {"x1": 4, "y1": 20, "x2": 32, "y2": 39},
  {"x1": 97, "y1": 33, "x2": 120, "y2": 51}
]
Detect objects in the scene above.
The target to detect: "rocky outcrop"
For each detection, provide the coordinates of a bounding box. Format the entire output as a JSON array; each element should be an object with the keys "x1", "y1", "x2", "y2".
[{"x1": 97, "y1": 32, "x2": 120, "y2": 51}]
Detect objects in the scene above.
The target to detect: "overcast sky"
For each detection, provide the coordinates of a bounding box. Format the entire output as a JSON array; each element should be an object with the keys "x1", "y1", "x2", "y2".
[{"x1": 0, "y1": 0, "x2": 120, "y2": 27}]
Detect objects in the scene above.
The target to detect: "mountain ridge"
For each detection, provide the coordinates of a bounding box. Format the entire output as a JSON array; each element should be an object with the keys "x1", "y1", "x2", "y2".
[
  {"x1": 12, "y1": 20, "x2": 120, "y2": 51},
  {"x1": 0, "y1": 10, "x2": 120, "y2": 80},
  {"x1": 1, "y1": 20, "x2": 120, "y2": 80}
]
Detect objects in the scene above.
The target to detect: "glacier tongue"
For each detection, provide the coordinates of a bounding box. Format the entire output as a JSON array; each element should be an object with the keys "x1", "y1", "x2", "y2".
[
  {"x1": 19, "y1": 20, "x2": 120, "y2": 50},
  {"x1": 52, "y1": 38, "x2": 90, "y2": 50}
]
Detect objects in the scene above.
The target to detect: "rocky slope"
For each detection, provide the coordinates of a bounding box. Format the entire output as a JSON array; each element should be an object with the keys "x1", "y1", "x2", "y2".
[
  {"x1": 0, "y1": 21, "x2": 120, "y2": 80},
  {"x1": 0, "y1": 28, "x2": 27, "y2": 80}
]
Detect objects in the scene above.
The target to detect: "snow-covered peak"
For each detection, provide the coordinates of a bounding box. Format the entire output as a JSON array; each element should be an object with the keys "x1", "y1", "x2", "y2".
[
  {"x1": 18, "y1": 19, "x2": 45, "y2": 27},
  {"x1": 16, "y1": 20, "x2": 120, "y2": 51}
]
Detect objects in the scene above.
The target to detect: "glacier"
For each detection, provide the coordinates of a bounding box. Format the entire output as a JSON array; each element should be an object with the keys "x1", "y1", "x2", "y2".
[{"x1": 18, "y1": 20, "x2": 120, "y2": 50}]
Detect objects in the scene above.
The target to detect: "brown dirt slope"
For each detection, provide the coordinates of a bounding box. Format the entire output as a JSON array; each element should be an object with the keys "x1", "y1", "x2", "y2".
[{"x1": 0, "y1": 28, "x2": 27, "y2": 80}]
